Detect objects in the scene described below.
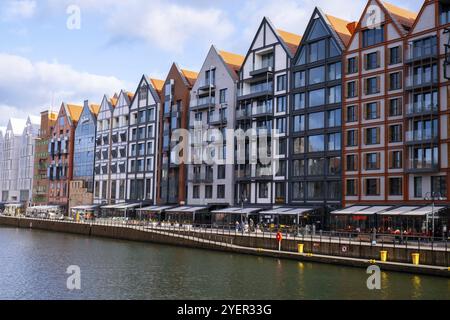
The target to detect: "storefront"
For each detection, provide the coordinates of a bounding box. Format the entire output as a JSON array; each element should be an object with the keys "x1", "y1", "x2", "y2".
[
  {"x1": 25, "y1": 205, "x2": 64, "y2": 218},
  {"x1": 165, "y1": 206, "x2": 209, "y2": 225},
  {"x1": 134, "y1": 206, "x2": 174, "y2": 222},
  {"x1": 70, "y1": 205, "x2": 100, "y2": 221},
  {"x1": 331, "y1": 206, "x2": 393, "y2": 233},
  {"x1": 211, "y1": 207, "x2": 263, "y2": 227},
  {"x1": 3, "y1": 203, "x2": 25, "y2": 216}
]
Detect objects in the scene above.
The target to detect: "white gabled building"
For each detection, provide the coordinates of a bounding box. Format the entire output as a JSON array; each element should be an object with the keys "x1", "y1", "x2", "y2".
[{"x1": 0, "y1": 117, "x2": 40, "y2": 203}]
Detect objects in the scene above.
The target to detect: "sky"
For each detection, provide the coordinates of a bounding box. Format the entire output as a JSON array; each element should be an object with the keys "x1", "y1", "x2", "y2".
[{"x1": 0, "y1": 0, "x2": 424, "y2": 126}]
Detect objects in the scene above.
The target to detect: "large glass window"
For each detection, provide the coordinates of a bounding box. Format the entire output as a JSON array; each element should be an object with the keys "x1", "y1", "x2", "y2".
[
  {"x1": 328, "y1": 62, "x2": 342, "y2": 81},
  {"x1": 293, "y1": 93, "x2": 305, "y2": 110},
  {"x1": 362, "y1": 26, "x2": 384, "y2": 47},
  {"x1": 328, "y1": 85, "x2": 341, "y2": 104},
  {"x1": 327, "y1": 133, "x2": 341, "y2": 151},
  {"x1": 307, "y1": 158, "x2": 325, "y2": 175},
  {"x1": 308, "y1": 89, "x2": 325, "y2": 107},
  {"x1": 431, "y1": 176, "x2": 447, "y2": 197},
  {"x1": 309, "y1": 66, "x2": 325, "y2": 84},
  {"x1": 308, "y1": 135, "x2": 325, "y2": 152},
  {"x1": 293, "y1": 115, "x2": 305, "y2": 132},
  {"x1": 309, "y1": 40, "x2": 326, "y2": 63},
  {"x1": 308, "y1": 112, "x2": 324, "y2": 130},
  {"x1": 293, "y1": 137, "x2": 305, "y2": 154},
  {"x1": 327, "y1": 109, "x2": 341, "y2": 127},
  {"x1": 292, "y1": 182, "x2": 304, "y2": 200},
  {"x1": 294, "y1": 71, "x2": 305, "y2": 88},
  {"x1": 307, "y1": 181, "x2": 324, "y2": 199},
  {"x1": 292, "y1": 159, "x2": 305, "y2": 177}
]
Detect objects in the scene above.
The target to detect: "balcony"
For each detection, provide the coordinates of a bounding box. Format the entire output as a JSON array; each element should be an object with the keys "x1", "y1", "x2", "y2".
[
  {"x1": 252, "y1": 166, "x2": 272, "y2": 180},
  {"x1": 197, "y1": 83, "x2": 215, "y2": 95},
  {"x1": 405, "y1": 75, "x2": 438, "y2": 91},
  {"x1": 406, "y1": 159, "x2": 439, "y2": 173},
  {"x1": 405, "y1": 45, "x2": 438, "y2": 64},
  {"x1": 188, "y1": 171, "x2": 214, "y2": 183},
  {"x1": 237, "y1": 82, "x2": 273, "y2": 101},
  {"x1": 252, "y1": 104, "x2": 273, "y2": 118},
  {"x1": 406, "y1": 103, "x2": 439, "y2": 117},
  {"x1": 236, "y1": 108, "x2": 251, "y2": 120},
  {"x1": 191, "y1": 97, "x2": 215, "y2": 111},
  {"x1": 249, "y1": 66, "x2": 273, "y2": 78},
  {"x1": 235, "y1": 167, "x2": 251, "y2": 180},
  {"x1": 209, "y1": 112, "x2": 228, "y2": 125},
  {"x1": 405, "y1": 129, "x2": 439, "y2": 145}
]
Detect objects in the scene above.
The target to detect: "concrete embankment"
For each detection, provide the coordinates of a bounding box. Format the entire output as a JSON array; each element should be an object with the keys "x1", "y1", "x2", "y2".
[{"x1": 1, "y1": 216, "x2": 449, "y2": 277}]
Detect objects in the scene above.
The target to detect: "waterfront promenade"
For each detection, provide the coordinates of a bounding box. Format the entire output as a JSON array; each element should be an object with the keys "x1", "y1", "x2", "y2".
[{"x1": 1, "y1": 215, "x2": 449, "y2": 277}]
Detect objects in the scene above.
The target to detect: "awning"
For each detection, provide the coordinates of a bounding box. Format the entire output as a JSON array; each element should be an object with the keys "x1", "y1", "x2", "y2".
[
  {"x1": 281, "y1": 208, "x2": 313, "y2": 215},
  {"x1": 211, "y1": 207, "x2": 243, "y2": 214},
  {"x1": 71, "y1": 205, "x2": 99, "y2": 211},
  {"x1": 403, "y1": 206, "x2": 445, "y2": 216},
  {"x1": 260, "y1": 207, "x2": 293, "y2": 215},
  {"x1": 27, "y1": 205, "x2": 60, "y2": 211},
  {"x1": 353, "y1": 206, "x2": 393, "y2": 215},
  {"x1": 135, "y1": 206, "x2": 174, "y2": 212},
  {"x1": 115, "y1": 203, "x2": 142, "y2": 211},
  {"x1": 101, "y1": 204, "x2": 125, "y2": 209},
  {"x1": 378, "y1": 206, "x2": 420, "y2": 216},
  {"x1": 166, "y1": 206, "x2": 208, "y2": 213},
  {"x1": 331, "y1": 206, "x2": 369, "y2": 215}
]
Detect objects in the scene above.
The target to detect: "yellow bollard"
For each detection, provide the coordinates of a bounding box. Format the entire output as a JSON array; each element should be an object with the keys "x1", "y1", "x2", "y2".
[
  {"x1": 380, "y1": 250, "x2": 388, "y2": 262},
  {"x1": 411, "y1": 253, "x2": 420, "y2": 265},
  {"x1": 298, "y1": 243, "x2": 304, "y2": 254}
]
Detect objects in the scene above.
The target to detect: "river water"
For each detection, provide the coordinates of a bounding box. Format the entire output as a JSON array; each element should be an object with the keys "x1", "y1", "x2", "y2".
[{"x1": 0, "y1": 226, "x2": 448, "y2": 300}]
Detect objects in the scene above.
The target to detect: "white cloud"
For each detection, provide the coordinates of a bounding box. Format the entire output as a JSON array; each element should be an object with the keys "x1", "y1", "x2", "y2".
[
  {"x1": 0, "y1": 53, "x2": 128, "y2": 125},
  {"x1": 1, "y1": 0, "x2": 37, "y2": 21},
  {"x1": 46, "y1": 0, "x2": 234, "y2": 53}
]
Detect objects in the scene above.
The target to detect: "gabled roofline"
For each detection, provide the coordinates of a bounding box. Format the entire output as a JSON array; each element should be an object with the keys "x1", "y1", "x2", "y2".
[
  {"x1": 129, "y1": 74, "x2": 162, "y2": 108},
  {"x1": 407, "y1": 0, "x2": 433, "y2": 35}
]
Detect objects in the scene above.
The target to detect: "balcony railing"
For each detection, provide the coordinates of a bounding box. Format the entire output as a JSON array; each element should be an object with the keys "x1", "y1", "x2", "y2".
[
  {"x1": 405, "y1": 129, "x2": 438, "y2": 143},
  {"x1": 407, "y1": 159, "x2": 439, "y2": 172},
  {"x1": 253, "y1": 104, "x2": 273, "y2": 116},
  {"x1": 188, "y1": 172, "x2": 214, "y2": 183},
  {"x1": 406, "y1": 103, "x2": 439, "y2": 116},
  {"x1": 406, "y1": 45, "x2": 438, "y2": 62}
]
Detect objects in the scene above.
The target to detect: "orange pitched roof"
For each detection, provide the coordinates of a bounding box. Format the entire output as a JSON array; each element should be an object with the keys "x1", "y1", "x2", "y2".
[
  {"x1": 110, "y1": 93, "x2": 119, "y2": 107},
  {"x1": 218, "y1": 50, "x2": 245, "y2": 73},
  {"x1": 66, "y1": 104, "x2": 83, "y2": 122},
  {"x1": 382, "y1": 1, "x2": 417, "y2": 30},
  {"x1": 150, "y1": 78, "x2": 164, "y2": 92},
  {"x1": 89, "y1": 104, "x2": 101, "y2": 116},
  {"x1": 277, "y1": 29, "x2": 302, "y2": 56},
  {"x1": 325, "y1": 14, "x2": 354, "y2": 46},
  {"x1": 181, "y1": 69, "x2": 198, "y2": 86},
  {"x1": 126, "y1": 92, "x2": 135, "y2": 101}
]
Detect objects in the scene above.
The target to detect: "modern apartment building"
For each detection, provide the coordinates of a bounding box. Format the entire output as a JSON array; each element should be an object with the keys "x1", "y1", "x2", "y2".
[
  {"x1": 68, "y1": 101, "x2": 100, "y2": 210},
  {"x1": 93, "y1": 94, "x2": 117, "y2": 205},
  {"x1": 156, "y1": 63, "x2": 198, "y2": 205},
  {"x1": 0, "y1": 118, "x2": 40, "y2": 203},
  {"x1": 48, "y1": 103, "x2": 83, "y2": 210},
  {"x1": 402, "y1": 0, "x2": 449, "y2": 203},
  {"x1": 235, "y1": 17, "x2": 301, "y2": 207},
  {"x1": 93, "y1": 91, "x2": 132, "y2": 205},
  {"x1": 0, "y1": 127, "x2": 4, "y2": 199},
  {"x1": 289, "y1": 9, "x2": 354, "y2": 212},
  {"x1": 32, "y1": 111, "x2": 58, "y2": 205},
  {"x1": 187, "y1": 46, "x2": 244, "y2": 207},
  {"x1": 126, "y1": 76, "x2": 163, "y2": 204}
]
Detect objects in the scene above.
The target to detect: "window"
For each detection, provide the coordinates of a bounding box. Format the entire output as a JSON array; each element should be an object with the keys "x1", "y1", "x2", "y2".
[
  {"x1": 365, "y1": 153, "x2": 379, "y2": 170},
  {"x1": 276, "y1": 160, "x2": 286, "y2": 177},
  {"x1": 389, "y1": 46, "x2": 401, "y2": 64},
  {"x1": 389, "y1": 72, "x2": 402, "y2": 91},
  {"x1": 275, "y1": 183, "x2": 285, "y2": 201},
  {"x1": 327, "y1": 133, "x2": 341, "y2": 151},
  {"x1": 347, "y1": 81, "x2": 357, "y2": 98},
  {"x1": 308, "y1": 158, "x2": 325, "y2": 176},
  {"x1": 365, "y1": 127, "x2": 380, "y2": 145},
  {"x1": 362, "y1": 26, "x2": 384, "y2": 47},
  {"x1": 293, "y1": 93, "x2": 305, "y2": 110},
  {"x1": 205, "y1": 69, "x2": 216, "y2": 85},
  {"x1": 389, "y1": 98, "x2": 402, "y2": 117},
  {"x1": 389, "y1": 151, "x2": 402, "y2": 169},
  {"x1": 328, "y1": 85, "x2": 341, "y2": 104},
  {"x1": 347, "y1": 57, "x2": 358, "y2": 74},
  {"x1": 217, "y1": 185, "x2": 225, "y2": 199},
  {"x1": 389, "y1": 125, "x2": 402, "y2": 143},
  {"x1": 309, "y1": 40, "x2": 326, "y2": 62},
  {"x1": 347, "y1": 130, "x2": 358, "y2": 147},
  {"x1": 294, "y1": 71, "x2": 305, "y2": 88},
  {"x1": 327, "y1": 109, "x2": 341, "y2": 127},
  {"x1": 219, "y1": 89, "x2": 227, "y2": 104},
  {"x1": 365, "y1": 179, "x2": 380, "y2": 196},
  {"x1": 293, "y1": 137, "x2": 305, "y2": 154},
  {"x1": 276, "y1": 118, "x2": 286, "y2": 134},
  {"x1": 441, "y1": 3, "x2": 450, "y2": 24},
  {"x1": 389, "y1": 178, "x2": 402, "y2": 196},
  {"x1": 307, "y1": 181, "x2": 324, "y2": 199},
  {"x1": 431, "y1": 176, "x2": 447, "y2": 197},
  {"x1": 365, "y1": 77, "x2": 379, "y2": 95},
  {"x1": 217, "y1": 165, "x2": 225, "y2": 179},
  {"x1": 277, "y1": 74, "x2": 286, "y2": 91},
  {"x1": 293, "y1": 115, "x2": 305, "y2": 132},
  {"x1": 261, "y1": 52, "x2": 273, "y2": 69},
  {"x1": 292, "y1": 159, "x2": 305, "y2": 177},
  {"x1": 193, "y1": 185, "x2": 200, "y2": 199},
  {"x1": 365, "y1": 52, "x2": 379, "y2": 70},
  {"x1": 309, "y1": 89, "x2": 325, "y2": 107},
  {"x1": 414, "y1": 177, "x2": 422, "y2": 198},
  {"x1": 328, "y1": 62, "x2": 342, "y2": 81},
  {"x1": 346, "y1": 154, "x2": 357, "y2": 171},
  {"x1": 277, "y1": 96, "x2": 287, "y2": 112},
  {"x1": 365, "y1": 102, "x2": 379, "y2": 120},
  {"x1": 346, "y1": 180, "x2": 357, "y2": 196},
  {"x1": 346, "y1": 105, "x2": 357, "y2": 122},
  {"x1": 308, "y1": 135, "x2": 325, "y2": 152},
  {"x1": 308, "y1": 112, "x2": 324, "y2": 130},
  {"x1": 292, "y1": 182, "x2": 304, "y2": 200},
  {"x1": 309, "y1": 66, "x2": 325, "y2": 84},
  {"x1": 328, "y1": 157, "x2": 341, "y2": 175},
  {"x1": 205, "y1": 185, "x2": 212, "y2": 199},
  {"x1": 258, "y1": 182, "x2": 269, "y2": 198}
]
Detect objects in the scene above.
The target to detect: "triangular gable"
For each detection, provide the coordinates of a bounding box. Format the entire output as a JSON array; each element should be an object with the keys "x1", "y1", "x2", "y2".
[
  {"x1": 77, "y1": 102, "x2": 97, "y2": 129},
  {"x1": 130, "y1": 75, "x2": 162, "y2": 110},
  {"x1": 408, "y1": 0, "x2": 435, "y2": 35}
]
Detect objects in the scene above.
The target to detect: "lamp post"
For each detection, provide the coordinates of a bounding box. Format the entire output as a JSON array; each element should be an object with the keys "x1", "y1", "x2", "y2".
[{"x1": 424, "y1": 191, "x2": 443, "y2": 240}]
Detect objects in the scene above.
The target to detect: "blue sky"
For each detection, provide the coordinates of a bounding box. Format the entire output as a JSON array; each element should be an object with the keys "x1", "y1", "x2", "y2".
[{"x1": 0, "y1": 0, "x2": 424, "y2": 126}]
